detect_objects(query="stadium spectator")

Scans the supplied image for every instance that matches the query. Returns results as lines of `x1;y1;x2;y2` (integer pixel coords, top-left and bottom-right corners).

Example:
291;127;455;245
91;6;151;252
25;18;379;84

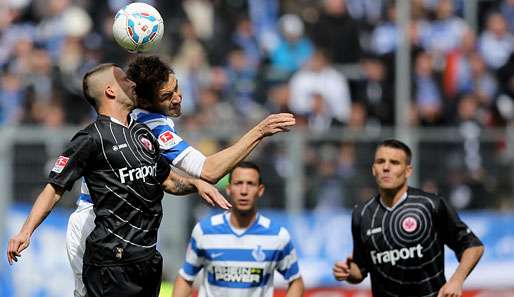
412;51;445;126
310;0;361;64
269;14;314;76
355;54;395;126
172;21;211;115
418;0;468;55
172;161;304;297
479;12;514;70
332;139;484;297
289;49;352;124
370;3;399;55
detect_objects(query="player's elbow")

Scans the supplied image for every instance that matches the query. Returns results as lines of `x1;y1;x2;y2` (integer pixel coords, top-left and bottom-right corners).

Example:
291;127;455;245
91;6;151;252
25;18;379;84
200;164;221;184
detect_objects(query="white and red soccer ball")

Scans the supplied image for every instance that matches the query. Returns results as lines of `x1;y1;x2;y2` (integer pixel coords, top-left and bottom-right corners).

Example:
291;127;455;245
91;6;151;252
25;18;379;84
112;2;164;52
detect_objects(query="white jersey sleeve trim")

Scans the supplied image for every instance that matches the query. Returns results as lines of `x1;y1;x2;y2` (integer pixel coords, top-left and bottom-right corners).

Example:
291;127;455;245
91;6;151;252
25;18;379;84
173;147;206;178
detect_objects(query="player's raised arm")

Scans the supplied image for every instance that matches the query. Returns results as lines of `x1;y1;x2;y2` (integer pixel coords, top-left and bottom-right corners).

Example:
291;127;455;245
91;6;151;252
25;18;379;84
7;183;64;264
200;113;296;183
161;169;231;210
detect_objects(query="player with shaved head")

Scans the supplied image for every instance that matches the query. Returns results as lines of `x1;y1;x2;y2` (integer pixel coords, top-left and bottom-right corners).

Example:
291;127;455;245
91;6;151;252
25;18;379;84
7;63;230;297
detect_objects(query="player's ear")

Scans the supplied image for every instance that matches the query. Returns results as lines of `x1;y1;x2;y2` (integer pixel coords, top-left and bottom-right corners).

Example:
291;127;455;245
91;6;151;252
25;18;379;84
105;85;116;99
257;184;265;198
371;163;377;177
406;164;413;178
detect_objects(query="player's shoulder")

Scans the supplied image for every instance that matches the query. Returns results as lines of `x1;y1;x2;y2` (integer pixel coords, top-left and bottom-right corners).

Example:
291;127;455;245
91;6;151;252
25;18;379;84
71;122;97;143
407;187;444;208
251;214;290;239
131;108;175;129
197;212;231;235
352;194;379;217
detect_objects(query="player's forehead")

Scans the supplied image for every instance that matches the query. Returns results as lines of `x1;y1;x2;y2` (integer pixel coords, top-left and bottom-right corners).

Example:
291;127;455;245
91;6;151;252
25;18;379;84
159;73;178;94
374;146;408;162
112;66;127;81
230;167;260;183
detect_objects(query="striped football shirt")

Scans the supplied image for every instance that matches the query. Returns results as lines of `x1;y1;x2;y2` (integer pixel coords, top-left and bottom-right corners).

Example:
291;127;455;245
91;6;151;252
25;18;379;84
180;212;301;297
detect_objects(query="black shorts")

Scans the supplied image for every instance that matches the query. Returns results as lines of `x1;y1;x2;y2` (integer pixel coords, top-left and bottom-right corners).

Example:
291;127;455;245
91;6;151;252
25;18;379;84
83;252;163;297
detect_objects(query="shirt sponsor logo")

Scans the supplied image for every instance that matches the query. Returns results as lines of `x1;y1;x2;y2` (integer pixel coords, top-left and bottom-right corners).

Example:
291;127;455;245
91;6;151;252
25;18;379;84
52;156;69;173
402;216;418;233
118;164;157;183
370;244;423;266
212;265;264;284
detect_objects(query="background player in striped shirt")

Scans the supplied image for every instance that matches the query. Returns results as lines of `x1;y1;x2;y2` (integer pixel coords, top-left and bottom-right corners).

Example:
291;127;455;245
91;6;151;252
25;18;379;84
173;161;304;297
66;56;296;297
332;139;484;297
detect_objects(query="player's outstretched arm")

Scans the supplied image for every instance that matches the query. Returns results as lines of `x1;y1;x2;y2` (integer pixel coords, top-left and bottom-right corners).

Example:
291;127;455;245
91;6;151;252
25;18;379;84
162;170;231;210
7;183;64;265
200;113;296;183
285;277;304;297
437;245;484;297
333;256;365;284
172;275;194;297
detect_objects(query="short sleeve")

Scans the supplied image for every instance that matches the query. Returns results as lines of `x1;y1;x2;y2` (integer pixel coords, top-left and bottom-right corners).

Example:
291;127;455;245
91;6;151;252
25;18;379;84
48;131;97;191
437;197;483;260
276;228;301;282
351;207;369;277
179;224;205;281
155;155;171;184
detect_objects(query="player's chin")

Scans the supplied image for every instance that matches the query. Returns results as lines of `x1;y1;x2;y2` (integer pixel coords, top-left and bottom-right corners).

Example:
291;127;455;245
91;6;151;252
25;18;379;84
169;108;181;117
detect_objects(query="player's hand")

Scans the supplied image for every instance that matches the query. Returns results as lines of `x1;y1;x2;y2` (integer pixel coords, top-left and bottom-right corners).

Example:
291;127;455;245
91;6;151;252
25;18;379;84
7;232;31;265
195;179;232;210
257;113;296;137
437;278;463;297
332;256;353;281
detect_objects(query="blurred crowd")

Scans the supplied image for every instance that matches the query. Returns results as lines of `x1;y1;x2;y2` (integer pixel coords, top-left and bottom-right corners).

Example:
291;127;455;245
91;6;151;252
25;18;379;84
2;0;514;211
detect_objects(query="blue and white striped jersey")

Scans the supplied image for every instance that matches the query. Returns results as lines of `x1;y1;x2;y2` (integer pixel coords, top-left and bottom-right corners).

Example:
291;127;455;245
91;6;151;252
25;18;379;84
179;212;301;297
77;109;206;204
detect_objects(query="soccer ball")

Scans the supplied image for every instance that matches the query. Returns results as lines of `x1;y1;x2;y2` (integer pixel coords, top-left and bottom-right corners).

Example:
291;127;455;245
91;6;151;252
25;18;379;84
112;2;164;53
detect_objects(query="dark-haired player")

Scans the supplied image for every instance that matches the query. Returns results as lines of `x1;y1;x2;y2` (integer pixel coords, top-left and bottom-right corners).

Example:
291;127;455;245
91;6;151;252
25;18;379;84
65;56;296;296
173;161;304;297
333;139;484;297
7;64;230;297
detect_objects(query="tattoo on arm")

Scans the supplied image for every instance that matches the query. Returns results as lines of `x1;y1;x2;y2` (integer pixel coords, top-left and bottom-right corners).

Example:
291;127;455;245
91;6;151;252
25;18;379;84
167;169;196;195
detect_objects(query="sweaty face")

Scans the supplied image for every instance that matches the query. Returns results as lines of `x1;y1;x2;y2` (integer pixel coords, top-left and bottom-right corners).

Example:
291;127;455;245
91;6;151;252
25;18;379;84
227;168;264;214
112;67;137;108
155;74;182;117
372;146;412;191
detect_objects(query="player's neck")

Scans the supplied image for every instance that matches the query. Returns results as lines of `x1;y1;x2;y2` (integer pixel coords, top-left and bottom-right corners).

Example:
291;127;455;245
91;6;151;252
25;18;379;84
379;185;408;208
98;103;131;127
230;210;257;229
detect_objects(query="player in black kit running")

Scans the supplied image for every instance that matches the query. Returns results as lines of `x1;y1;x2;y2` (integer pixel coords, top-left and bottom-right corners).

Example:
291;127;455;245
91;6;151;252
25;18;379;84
333;139;484;297
7;64;230;297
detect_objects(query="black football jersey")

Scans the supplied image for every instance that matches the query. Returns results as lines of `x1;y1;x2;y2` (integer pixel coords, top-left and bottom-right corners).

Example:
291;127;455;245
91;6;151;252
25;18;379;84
352;187;483;297
49;115;171;265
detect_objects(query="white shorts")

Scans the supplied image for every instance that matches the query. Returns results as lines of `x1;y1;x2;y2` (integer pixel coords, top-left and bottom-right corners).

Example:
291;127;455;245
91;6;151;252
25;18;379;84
66;200;95;297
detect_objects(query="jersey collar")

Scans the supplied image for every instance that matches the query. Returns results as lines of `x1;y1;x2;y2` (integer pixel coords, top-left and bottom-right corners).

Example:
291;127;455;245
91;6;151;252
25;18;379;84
379;191;408;211
224;212;261;238
97;114;133;127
